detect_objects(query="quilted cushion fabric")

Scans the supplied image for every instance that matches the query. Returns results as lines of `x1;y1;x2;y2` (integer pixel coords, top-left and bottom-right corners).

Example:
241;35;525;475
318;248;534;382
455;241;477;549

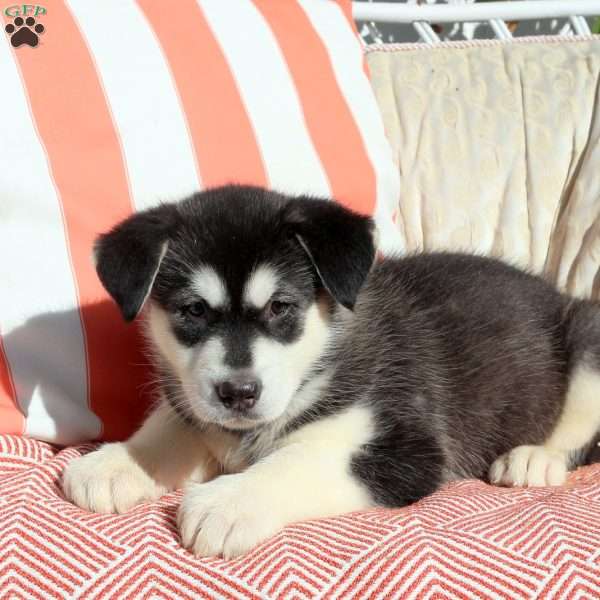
366;36;600;300
1;435;600;599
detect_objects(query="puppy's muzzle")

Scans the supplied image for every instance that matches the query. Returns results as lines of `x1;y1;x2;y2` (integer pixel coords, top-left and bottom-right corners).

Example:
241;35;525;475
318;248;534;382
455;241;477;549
216;377;262;412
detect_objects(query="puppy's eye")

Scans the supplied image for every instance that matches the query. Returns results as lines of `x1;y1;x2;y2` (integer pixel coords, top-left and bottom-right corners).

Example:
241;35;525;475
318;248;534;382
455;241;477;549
267;300;291;319
183;301;207;318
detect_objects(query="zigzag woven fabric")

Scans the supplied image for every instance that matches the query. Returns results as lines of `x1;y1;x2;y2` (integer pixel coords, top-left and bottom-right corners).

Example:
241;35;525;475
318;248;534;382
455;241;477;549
1;435;599;599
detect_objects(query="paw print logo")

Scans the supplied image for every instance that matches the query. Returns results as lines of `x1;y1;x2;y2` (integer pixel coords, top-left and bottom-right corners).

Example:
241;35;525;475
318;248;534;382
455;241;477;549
5;16;45;48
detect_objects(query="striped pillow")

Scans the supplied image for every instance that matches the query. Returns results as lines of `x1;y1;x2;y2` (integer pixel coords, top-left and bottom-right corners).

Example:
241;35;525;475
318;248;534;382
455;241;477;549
0;0;401;444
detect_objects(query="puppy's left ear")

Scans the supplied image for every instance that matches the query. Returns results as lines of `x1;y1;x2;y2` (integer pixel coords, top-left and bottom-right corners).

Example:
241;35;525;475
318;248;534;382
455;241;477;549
284;198;376;310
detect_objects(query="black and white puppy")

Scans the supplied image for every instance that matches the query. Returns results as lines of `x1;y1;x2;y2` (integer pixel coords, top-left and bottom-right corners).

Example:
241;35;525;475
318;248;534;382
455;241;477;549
63;185;600;558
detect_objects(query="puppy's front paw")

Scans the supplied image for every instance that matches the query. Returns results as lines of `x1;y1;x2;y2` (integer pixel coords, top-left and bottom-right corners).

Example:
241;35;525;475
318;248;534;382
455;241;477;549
178;474;281;559
62;443;166;513
489;445;567;487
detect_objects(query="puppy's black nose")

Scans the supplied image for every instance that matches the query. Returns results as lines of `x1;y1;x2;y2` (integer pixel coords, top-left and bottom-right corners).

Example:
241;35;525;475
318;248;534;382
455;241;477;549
216;379;261;411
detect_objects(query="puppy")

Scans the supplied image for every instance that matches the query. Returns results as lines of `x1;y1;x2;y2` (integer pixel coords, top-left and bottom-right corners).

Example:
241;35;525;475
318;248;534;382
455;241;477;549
63;185;600;559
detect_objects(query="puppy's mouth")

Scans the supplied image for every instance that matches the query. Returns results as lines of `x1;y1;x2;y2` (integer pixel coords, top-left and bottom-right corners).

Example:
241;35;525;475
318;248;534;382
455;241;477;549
167;393;266;431
192;393;269;431
219;414;266;431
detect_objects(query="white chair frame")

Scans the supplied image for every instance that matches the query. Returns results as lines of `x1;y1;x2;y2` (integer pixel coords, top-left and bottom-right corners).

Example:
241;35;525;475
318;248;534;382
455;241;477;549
352;1;600;43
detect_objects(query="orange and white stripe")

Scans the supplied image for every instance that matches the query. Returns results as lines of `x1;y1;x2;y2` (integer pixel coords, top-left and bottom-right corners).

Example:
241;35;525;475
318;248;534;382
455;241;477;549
67;0;202;208
0;20;94;441
0;0;400;444
299;0;402;253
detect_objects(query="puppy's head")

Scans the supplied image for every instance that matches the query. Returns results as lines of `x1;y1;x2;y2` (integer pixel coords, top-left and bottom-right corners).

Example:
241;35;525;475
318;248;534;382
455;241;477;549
95;186;375;430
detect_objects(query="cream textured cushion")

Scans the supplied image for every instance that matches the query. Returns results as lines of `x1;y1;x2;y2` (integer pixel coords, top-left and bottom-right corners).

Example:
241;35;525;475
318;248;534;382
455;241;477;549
367;37;600;299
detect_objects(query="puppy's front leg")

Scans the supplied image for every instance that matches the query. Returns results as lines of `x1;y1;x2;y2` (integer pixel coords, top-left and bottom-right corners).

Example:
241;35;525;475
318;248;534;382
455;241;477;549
178;407;375;558
63;401;219;513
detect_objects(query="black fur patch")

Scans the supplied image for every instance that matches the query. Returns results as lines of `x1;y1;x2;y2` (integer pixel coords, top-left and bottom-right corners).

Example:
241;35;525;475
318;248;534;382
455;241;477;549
283;198;375;309
284;253;600;507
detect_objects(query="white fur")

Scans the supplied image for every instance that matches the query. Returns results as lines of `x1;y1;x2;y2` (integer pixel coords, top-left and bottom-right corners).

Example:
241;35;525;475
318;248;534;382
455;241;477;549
198;425;244;473
147;304;236;425
489;445;567;487
62;402;217;513
545;364;600;452
250;300;332;423
147;303;190;380
490;364;600;487
243;264;277;309
178;406;375;558
192;266;228;308
221;369;335;472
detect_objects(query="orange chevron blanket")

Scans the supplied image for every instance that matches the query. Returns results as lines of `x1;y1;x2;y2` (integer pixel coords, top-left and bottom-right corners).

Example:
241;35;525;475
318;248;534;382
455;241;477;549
1;435;599;599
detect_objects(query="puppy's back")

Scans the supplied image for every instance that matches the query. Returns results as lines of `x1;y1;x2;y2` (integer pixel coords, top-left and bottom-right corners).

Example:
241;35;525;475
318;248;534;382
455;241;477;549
358;253;573;478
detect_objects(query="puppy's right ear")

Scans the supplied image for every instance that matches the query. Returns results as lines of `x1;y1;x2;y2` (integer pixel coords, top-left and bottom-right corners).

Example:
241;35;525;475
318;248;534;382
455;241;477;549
94;205;177;322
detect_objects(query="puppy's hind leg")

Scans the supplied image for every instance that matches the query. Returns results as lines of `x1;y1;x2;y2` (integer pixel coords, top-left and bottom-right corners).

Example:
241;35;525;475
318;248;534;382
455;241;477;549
491;304;600;487
490;363;600;487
